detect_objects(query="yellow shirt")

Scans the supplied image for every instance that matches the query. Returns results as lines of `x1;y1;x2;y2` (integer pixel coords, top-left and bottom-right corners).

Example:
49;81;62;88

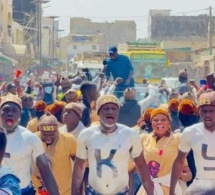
27;118;39;133
33;131;77;195
138;132;187;195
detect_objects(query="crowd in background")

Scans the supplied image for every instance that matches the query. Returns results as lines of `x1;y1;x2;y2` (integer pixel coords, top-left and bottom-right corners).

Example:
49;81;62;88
0;46;214;195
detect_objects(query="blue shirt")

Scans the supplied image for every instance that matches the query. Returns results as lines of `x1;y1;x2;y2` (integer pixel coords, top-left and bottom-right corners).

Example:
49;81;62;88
106;54;134;87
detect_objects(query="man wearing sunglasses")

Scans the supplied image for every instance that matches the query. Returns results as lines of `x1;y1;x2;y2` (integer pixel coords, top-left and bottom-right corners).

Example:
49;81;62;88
104;46;135;98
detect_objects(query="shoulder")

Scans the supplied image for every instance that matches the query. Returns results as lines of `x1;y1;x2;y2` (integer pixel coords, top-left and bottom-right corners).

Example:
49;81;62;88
182;123;203;135
140;132;152;142
18;126;42;144
117;124;139;136
59;131;76;141
119;54;128;59
78;125;100;137
171;132;182;144
28;118;38;124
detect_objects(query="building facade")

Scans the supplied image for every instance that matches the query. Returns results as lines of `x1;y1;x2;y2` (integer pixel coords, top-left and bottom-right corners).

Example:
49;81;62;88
70;18;136;51
148;9;215;40
68;34;100;54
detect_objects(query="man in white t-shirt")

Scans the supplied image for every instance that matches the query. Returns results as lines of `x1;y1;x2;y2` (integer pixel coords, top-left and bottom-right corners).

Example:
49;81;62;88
0;95;59;195
170;90;215;195
72;94;153;195
59;102;85;139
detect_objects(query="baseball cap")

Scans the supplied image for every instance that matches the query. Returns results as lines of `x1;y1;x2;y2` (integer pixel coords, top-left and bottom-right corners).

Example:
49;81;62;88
108;46;117;54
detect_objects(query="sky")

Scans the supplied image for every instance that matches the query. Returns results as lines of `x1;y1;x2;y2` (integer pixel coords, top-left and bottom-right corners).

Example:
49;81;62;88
43;0;215;38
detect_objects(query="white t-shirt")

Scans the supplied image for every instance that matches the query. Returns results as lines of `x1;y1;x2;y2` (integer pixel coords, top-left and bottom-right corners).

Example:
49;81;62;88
2;126;44;189
76;123;142;194
179;122;215;179
59;121;86;139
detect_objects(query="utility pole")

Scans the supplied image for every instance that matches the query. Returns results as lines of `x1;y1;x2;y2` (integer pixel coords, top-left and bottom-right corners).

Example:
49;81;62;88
208;6;213;55
32;0;50;66
46;16;59;65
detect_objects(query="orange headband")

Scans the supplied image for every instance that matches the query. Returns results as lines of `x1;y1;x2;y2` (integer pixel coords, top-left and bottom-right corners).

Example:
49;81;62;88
150;108;170;121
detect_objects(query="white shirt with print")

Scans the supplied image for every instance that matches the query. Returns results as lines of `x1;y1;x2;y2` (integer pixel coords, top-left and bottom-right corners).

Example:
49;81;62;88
179;122;215;179
2;126;44;189
76;124;142;194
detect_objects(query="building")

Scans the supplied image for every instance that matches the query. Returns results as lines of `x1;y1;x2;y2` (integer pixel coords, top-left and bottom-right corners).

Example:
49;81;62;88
148;10;171;38
0;0;17;81
12;0;38;58
70;18;136;51
148;9;215;40
67;34;103;60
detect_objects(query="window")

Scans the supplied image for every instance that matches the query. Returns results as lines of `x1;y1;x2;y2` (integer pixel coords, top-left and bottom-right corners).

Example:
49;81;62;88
73;45;77;50
92;45;97;50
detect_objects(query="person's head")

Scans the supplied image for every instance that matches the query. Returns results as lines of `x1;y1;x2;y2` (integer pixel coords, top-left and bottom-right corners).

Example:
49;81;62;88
43;82;54;95
137;108;154;131
65;89;79;103
38;112;59;145
198;90;215;131
103;59;107;66
96;94;120;132
168;90;180;101
148;160;160;178
178;69;188;83
0;129;7;164
108;46;118;60
168;98;180;112
63;102;83;128
82;68;92;81
6;83;17;95
80;81;98;102
185;179;215;195
178;99;199;127
20;93;34;108
150;108;171;137
60;77;72;93
123;88;136;101
0;95;22;133
34;100;47;119
180;92;196;102
45;101;66;124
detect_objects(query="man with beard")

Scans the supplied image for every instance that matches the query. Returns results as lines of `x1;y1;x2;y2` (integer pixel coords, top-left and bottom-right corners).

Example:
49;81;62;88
33;112;77;195
72;94;153;195
170;90;215;195
0;95;59;195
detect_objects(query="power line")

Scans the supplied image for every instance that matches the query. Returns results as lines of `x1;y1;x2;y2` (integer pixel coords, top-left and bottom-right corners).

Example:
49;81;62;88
45;7;213;19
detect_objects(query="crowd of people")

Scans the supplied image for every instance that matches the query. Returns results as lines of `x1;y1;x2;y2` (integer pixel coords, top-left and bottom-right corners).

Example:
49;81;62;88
0;46;214;195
